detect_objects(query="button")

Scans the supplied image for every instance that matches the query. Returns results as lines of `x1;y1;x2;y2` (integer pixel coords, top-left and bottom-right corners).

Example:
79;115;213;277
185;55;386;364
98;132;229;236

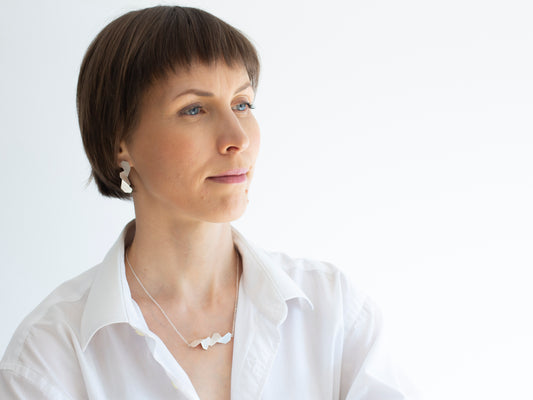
135;329;145;336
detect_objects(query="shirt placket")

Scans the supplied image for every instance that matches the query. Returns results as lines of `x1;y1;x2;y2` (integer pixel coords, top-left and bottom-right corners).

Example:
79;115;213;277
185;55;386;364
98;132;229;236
231;297;285;399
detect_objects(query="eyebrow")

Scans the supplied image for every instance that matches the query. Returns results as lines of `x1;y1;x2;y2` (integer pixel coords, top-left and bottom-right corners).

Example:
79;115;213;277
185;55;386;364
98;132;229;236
171;82;253;101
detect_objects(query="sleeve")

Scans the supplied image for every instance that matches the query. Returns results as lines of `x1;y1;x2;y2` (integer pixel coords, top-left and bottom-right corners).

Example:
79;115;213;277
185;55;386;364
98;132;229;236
339;277;420;400
0;364;73;400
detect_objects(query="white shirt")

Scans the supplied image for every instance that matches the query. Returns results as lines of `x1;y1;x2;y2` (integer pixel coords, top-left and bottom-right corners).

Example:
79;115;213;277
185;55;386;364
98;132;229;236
1;223;413;399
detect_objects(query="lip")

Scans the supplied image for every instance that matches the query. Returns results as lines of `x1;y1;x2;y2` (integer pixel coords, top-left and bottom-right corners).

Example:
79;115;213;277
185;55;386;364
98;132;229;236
207;168;249;184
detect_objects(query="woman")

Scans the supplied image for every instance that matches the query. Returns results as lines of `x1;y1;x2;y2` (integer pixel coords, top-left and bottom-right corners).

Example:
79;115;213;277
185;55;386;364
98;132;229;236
0;6;411;399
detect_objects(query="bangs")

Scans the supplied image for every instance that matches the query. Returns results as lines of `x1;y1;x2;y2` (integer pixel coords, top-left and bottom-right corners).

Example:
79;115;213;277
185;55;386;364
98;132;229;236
122;7;259;91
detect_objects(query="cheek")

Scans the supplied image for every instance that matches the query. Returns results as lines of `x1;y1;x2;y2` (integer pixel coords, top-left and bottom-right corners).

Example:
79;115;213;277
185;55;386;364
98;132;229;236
147;132;199;167
131;136;189;187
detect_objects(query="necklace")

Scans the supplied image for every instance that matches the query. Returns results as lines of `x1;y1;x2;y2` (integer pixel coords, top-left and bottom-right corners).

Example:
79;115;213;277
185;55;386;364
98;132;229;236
126;251;240;350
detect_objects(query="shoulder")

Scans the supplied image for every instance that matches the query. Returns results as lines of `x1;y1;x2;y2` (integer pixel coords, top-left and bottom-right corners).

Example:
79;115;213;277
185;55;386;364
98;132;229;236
255;246;376;326
234;228;379;331
1;265;99;375
1;225;132;398
261;249;346;288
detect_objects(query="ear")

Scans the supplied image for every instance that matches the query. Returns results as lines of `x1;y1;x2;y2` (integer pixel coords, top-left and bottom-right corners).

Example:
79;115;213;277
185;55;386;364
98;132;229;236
117;139;134;168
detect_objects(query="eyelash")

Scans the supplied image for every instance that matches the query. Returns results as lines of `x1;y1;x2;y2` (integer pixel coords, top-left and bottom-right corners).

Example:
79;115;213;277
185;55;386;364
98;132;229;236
233;102;255;112
179;102;255;116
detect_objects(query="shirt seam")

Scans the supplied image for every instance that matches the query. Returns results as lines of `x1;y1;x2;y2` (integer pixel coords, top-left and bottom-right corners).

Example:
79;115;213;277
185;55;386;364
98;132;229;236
0;362;75;400
346;295;373;335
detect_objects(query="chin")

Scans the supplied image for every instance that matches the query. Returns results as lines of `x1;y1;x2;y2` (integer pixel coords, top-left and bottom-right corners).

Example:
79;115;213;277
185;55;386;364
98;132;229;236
204;197;249;223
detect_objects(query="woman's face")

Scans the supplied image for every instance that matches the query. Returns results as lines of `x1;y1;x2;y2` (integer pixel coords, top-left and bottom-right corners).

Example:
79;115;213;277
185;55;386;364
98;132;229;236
119;62;260;224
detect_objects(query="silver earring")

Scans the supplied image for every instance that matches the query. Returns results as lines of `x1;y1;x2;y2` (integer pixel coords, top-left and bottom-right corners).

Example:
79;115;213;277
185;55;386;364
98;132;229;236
119;161;133;193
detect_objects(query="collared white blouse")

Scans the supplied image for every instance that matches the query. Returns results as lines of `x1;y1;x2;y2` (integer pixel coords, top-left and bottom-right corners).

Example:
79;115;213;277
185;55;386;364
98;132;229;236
1;223;412;399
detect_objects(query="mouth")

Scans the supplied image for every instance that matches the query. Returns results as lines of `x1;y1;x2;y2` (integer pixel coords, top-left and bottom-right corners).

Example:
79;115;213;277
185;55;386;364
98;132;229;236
207;168;249;184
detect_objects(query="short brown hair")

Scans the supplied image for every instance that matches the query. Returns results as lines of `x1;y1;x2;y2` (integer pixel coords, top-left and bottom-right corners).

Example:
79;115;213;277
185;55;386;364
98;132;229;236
77;6;260;198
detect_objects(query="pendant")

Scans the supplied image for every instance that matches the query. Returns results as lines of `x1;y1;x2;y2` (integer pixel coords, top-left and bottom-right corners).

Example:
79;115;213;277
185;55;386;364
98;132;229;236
189;332;232;350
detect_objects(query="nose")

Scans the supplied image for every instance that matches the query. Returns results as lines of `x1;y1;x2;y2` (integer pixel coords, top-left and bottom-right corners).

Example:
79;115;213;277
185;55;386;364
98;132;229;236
216;111;250;154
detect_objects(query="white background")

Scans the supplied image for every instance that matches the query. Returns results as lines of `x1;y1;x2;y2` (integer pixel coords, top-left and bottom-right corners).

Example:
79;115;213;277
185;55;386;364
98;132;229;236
1;1;532;398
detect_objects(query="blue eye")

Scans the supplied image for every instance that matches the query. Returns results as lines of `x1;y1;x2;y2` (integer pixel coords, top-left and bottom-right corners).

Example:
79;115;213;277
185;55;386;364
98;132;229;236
233;102;254;112
183;106;201;116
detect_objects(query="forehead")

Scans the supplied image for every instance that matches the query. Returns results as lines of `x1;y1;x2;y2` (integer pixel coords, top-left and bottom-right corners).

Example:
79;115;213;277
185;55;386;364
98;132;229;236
147;62;252;102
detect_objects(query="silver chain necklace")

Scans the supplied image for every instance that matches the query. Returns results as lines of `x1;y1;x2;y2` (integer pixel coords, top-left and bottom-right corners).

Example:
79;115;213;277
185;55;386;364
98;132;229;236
126;251;240;350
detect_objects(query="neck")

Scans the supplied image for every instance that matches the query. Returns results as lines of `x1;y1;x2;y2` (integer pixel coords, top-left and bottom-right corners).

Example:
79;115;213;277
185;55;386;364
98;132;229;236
125;215;238;305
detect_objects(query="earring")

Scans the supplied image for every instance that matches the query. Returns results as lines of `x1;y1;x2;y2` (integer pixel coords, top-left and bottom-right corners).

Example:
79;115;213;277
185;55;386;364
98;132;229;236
119;161;133;194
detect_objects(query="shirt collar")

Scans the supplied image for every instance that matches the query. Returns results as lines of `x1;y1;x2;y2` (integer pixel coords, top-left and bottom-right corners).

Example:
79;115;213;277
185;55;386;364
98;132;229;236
80;220;140;350
232;228;314;325
80;221;313;350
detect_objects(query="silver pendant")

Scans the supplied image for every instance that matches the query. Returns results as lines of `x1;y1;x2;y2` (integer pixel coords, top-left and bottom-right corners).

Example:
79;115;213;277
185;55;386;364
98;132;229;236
189;332;232;350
